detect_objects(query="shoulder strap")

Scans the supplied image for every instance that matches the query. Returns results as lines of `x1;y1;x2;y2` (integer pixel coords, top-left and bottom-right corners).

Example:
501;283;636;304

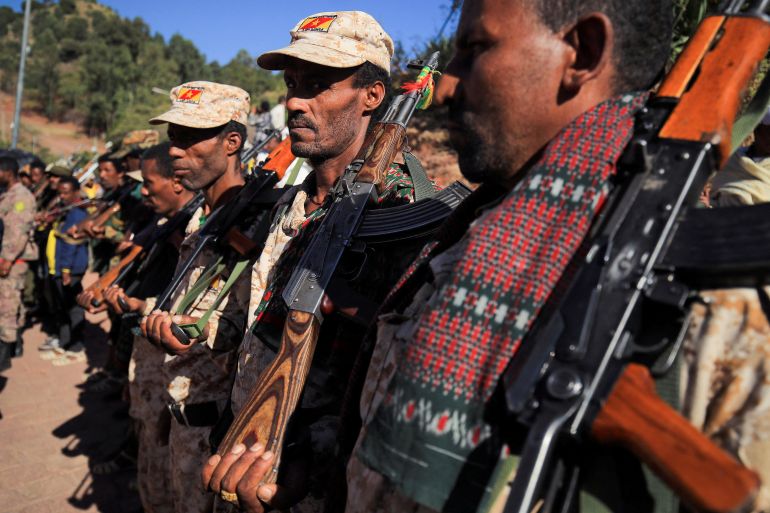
403;151;436;201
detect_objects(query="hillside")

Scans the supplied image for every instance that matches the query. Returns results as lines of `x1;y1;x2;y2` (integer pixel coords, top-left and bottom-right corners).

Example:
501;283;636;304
0;90;105;159
0;0;464;182
0;0;282;147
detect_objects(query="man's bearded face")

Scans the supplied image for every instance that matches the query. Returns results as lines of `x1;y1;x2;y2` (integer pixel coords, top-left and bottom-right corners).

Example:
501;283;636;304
440;0;567;186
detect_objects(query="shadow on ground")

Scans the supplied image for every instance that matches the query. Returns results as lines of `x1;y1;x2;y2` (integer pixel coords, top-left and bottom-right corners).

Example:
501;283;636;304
51;318;142;513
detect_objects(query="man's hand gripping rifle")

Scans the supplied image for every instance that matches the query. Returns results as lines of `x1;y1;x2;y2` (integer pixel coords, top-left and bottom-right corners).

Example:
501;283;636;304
85;194;205;309
502;3;770;513
150;137;296;344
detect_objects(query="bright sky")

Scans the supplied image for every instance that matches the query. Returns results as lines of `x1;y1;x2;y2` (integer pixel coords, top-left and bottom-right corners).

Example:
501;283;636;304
0;1;459;64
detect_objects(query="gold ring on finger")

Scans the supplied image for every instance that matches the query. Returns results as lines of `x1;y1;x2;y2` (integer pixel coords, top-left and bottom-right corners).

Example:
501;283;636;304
220;490;239;504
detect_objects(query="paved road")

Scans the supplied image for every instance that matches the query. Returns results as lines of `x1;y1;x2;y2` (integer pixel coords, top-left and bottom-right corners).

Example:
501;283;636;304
0;296;141;513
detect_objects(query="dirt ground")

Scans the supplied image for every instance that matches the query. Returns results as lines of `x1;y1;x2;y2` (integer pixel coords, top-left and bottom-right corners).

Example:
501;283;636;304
0;274;140;513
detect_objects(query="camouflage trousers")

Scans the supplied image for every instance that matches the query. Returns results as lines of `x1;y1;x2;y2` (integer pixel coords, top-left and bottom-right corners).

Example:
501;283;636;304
680;287;770;512
0;262;28;343
168;420;232;513
129;336;173;513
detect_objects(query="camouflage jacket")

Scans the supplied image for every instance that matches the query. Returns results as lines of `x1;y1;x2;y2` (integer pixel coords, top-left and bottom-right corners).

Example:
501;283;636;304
0;182;37;262
144;206;251;406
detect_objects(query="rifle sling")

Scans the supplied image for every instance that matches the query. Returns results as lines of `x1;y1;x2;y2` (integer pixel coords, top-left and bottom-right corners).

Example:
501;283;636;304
403;151;436;202
732;71;770;152
173;257;251;339
659;203;770;287
284;158;307;186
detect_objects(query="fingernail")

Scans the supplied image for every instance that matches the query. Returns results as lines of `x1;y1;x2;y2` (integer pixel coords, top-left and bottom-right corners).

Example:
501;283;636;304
172;315;182;323
249;443;264;453
261;450;274;461
207;454;220;465
258;485;275;501
231;444;246;455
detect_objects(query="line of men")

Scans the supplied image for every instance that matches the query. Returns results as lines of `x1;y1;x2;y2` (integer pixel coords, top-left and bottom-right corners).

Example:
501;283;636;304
3;2;770;513
0;128;162;370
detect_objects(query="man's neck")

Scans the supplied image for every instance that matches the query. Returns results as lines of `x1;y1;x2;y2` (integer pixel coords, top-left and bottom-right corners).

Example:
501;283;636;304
309;122;370;203
203;164;244;210
169;193;196;217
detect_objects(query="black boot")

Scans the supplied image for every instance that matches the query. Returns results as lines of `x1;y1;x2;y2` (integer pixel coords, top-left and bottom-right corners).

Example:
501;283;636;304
13;334;23;358
0;342;12;372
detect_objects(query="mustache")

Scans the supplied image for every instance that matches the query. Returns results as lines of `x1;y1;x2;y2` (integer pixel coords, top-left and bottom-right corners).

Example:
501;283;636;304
287;113;318;131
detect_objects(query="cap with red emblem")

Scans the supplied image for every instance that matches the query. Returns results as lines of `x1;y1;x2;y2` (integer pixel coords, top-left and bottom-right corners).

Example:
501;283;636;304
257;11;393;75
149;81;250;129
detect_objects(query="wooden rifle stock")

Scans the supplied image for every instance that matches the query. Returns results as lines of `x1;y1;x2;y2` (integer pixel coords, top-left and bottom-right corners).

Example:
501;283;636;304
73;202;120;238
260;137;295;178
217;310;320;482
593;364;759;513
86;244;143;306
356;123;407;192
658;16;770;166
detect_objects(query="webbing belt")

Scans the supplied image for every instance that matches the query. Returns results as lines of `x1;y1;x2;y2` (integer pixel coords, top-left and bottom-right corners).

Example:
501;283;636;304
173;256;250;339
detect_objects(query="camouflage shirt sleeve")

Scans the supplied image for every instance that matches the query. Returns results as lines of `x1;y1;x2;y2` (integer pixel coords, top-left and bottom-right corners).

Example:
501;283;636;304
0;184;36;262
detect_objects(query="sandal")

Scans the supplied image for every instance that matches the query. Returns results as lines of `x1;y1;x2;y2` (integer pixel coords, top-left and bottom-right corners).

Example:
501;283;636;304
40;347;66;360
51;350;87;366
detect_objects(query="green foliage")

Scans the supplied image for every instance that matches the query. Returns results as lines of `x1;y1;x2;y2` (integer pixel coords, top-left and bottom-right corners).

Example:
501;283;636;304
0;0;288;141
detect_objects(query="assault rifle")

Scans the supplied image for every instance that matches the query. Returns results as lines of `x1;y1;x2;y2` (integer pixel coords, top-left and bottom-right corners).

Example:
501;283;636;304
70;180;135;238
501;3;770;512
153;137;296;342
36;198;101;227
216;52;471;485
87;194;204;307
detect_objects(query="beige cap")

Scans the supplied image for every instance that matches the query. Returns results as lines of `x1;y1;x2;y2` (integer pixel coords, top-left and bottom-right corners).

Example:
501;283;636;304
149;81;250;129
126;170;143;183
112;130;160;159
46;164;73;177
258;11;393;74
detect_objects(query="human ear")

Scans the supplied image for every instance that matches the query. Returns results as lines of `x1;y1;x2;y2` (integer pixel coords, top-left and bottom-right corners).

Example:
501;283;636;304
561;13;613;92
363;81;386;113
223;131;243;156
171;177;185;194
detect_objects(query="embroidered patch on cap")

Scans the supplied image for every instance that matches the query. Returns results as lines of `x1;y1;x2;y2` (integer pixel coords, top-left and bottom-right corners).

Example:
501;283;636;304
14;201;25;213
298;15;337;32
176;86;204;104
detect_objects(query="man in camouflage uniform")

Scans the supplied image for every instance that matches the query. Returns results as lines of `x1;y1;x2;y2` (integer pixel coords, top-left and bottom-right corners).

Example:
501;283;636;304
0;156;37;371
140;81;253;513
679;115;770;511
200;12;427;513
99;142;196;513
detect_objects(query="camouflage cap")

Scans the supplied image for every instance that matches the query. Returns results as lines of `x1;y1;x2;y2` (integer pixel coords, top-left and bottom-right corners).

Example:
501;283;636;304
46;164;73;177
111;129;160;159
258;11;393;75
149;81;250;129
126;170;143;183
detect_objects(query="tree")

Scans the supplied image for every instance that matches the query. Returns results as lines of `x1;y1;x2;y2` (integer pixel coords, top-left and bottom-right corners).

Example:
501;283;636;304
167;34;207;83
